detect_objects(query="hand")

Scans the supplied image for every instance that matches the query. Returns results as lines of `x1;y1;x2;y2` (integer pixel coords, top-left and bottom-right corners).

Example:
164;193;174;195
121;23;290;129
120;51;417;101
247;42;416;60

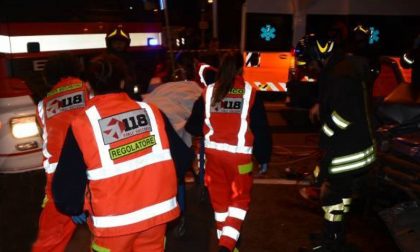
258;163;268;175
309;103;320;123
71;212;87;224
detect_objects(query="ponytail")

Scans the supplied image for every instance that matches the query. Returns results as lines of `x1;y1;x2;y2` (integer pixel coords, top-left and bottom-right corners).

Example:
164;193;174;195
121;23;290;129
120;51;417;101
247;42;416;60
212;51;244;106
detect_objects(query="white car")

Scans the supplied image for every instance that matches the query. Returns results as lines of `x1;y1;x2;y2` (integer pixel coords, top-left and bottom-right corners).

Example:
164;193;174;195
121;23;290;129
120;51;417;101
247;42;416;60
0;79;42;173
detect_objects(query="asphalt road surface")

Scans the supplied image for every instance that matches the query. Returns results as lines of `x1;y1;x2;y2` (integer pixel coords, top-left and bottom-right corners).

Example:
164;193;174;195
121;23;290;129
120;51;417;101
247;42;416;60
0;105;401;252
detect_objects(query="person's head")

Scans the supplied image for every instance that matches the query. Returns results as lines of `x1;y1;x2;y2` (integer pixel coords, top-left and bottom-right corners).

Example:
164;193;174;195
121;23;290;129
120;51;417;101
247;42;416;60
212;51;243;105
325;21;349;50
85;54;129;95
106;27;131;53
347;25;371;56
43;53;82;88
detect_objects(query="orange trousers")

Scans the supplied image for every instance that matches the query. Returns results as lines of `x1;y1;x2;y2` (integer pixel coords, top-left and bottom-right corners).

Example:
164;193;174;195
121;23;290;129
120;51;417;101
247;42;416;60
205;149;253;251
91;223;167;252
32;197;77;252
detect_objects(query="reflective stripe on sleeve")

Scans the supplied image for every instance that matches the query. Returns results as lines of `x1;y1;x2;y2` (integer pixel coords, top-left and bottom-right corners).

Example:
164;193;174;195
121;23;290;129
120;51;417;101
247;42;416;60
322;124;334;137
91;197;177;228
331;111;350;129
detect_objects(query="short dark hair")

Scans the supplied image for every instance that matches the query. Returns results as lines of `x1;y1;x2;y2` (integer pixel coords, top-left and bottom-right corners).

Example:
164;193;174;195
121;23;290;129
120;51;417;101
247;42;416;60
85;54;129;95
43;53;81;88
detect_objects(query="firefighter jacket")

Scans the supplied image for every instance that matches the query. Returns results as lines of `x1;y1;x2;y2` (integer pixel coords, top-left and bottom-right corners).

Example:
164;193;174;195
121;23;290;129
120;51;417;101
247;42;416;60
36;77;90;199
318;53;376;177
52;93;185;237
195;62;217;88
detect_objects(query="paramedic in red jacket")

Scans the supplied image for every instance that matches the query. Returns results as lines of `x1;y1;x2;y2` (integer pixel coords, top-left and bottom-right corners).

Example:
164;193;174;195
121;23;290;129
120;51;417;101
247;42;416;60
32;53;91;252
186;51;272;252
52;54;193;252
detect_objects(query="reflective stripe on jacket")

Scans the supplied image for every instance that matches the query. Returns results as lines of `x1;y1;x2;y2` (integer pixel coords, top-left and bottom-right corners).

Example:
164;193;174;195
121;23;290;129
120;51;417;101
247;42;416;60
196;63;217;88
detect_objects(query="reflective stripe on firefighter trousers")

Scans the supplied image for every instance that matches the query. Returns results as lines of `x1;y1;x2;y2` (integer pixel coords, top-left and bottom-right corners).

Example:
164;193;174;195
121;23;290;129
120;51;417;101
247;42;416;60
330;146;375;174
323;203;344;222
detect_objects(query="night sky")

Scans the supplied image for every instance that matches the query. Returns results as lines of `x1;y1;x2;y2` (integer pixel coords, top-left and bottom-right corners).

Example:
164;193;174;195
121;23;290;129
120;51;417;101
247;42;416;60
166;0;244;47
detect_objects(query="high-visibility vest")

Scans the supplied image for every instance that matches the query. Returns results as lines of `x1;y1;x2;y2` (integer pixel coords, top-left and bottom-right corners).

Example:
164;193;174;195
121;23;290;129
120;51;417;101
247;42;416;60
203;76;256;155
36;77;90;199
71;92;179;237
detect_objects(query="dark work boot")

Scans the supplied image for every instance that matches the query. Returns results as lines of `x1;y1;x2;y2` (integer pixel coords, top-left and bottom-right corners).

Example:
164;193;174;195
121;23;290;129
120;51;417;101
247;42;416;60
301;220;345;252
299;236;344;252
218;246;231;252
173;215;186;238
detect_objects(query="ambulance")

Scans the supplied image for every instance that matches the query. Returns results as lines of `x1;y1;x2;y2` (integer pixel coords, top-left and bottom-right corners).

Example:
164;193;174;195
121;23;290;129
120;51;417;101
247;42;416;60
0;0;163;173
241;0;419;93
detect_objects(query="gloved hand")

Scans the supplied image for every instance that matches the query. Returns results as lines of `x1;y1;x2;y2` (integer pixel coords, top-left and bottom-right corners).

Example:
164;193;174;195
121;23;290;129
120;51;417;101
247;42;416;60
258;163;268;175
71;212;87;224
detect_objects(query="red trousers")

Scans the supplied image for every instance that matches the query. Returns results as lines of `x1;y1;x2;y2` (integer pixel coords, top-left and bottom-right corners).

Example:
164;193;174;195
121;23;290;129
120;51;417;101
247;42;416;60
32;197;77;252
91;223;167;252
205;149;253;251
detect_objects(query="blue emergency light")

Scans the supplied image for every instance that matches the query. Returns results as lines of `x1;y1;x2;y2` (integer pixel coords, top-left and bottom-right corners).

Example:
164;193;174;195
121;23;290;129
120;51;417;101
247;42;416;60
147;38;159;46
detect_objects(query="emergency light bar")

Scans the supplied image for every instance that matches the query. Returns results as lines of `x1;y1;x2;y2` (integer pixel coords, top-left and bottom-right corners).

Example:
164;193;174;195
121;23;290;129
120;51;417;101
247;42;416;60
0;32;162;54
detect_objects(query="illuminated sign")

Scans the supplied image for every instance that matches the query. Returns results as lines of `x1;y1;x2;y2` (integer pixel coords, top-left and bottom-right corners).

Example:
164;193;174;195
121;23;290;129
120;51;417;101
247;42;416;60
369;27;380;45
260;24;276;42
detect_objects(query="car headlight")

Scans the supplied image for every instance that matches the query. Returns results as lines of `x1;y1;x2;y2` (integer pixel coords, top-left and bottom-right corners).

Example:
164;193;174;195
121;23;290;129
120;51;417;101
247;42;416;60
10;116;40;139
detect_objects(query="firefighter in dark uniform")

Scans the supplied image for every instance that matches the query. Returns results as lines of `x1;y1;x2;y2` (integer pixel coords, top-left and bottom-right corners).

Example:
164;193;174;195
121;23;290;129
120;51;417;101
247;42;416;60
300;29;377;252
105;26;144;98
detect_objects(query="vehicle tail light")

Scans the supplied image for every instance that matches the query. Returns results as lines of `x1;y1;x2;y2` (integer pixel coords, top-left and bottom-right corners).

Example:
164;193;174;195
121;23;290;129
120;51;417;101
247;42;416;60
10;116;40;139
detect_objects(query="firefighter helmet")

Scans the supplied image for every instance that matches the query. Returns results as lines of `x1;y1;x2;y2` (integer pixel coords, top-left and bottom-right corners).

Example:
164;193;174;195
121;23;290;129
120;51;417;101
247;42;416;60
348;24;373;56
351;25;371;46
295;33;335;67
105;27;131;49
